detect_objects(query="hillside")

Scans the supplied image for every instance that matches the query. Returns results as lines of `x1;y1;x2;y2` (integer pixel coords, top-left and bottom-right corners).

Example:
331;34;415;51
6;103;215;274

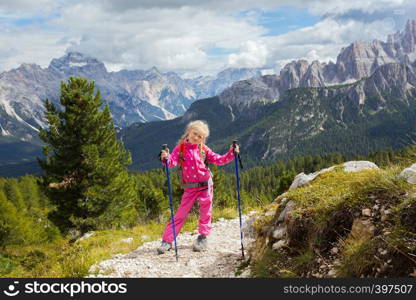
245;161;416;277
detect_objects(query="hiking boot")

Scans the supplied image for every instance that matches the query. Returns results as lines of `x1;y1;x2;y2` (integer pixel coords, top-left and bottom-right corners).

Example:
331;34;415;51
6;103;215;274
193;235;208;252
157;241;172;254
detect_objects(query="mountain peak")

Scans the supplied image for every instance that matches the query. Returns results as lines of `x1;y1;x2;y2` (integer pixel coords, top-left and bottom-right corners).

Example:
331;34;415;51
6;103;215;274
147;66;161;74
17;63;42;71
48;51;107;73
216;67;262;81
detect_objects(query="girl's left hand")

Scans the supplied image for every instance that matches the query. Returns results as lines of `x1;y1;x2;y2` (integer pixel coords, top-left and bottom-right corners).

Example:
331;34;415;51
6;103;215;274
230;144;239;154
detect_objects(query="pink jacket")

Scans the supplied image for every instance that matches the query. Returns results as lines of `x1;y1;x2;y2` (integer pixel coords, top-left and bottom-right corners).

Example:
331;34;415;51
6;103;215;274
165;140;235;185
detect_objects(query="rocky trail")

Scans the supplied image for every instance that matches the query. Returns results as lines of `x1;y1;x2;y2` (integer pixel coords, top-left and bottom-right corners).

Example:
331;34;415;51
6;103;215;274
88;217;253;278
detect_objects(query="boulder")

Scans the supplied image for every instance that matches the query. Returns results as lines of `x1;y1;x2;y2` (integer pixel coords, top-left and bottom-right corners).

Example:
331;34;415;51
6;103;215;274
277;200;297;223
289;167;335;190
242;216;257;239
343;161;379;172
399;163;416;184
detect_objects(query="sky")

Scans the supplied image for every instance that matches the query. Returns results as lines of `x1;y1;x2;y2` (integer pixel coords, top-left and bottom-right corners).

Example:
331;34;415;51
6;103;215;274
0;0;415;78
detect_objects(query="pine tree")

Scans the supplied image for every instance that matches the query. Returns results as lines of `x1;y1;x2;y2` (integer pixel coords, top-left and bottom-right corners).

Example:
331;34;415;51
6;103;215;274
38;77;139;234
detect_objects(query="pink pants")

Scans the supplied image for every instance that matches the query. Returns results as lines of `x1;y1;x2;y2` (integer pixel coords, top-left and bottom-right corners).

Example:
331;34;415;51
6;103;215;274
162;183;213;243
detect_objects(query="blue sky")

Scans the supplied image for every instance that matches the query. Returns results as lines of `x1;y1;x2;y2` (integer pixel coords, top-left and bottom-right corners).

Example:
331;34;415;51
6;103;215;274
256;6;321;36
0;0;415;77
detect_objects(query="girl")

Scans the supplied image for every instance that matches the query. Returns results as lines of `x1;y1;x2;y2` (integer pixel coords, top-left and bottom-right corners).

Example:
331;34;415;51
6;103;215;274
157;120;239;254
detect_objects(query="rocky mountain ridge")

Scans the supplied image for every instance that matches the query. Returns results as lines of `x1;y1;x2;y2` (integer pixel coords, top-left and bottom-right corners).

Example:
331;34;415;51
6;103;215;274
122;59;416;171
0;51;261;143
219;19;416;107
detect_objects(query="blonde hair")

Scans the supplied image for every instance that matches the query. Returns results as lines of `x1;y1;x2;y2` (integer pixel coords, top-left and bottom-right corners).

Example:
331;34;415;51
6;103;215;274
178;120;210;155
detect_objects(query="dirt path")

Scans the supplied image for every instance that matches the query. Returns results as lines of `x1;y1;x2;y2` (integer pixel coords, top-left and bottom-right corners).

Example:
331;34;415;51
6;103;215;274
88;217;253;278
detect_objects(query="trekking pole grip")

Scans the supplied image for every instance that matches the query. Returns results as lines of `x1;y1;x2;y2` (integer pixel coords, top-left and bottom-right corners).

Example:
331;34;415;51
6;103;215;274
161;144;168;160
232;140;243;169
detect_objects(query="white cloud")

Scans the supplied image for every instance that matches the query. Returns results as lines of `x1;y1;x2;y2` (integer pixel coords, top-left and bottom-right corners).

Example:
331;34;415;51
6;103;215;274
51;4;266;74
227;16;410;74
0;0;60;22
228;40;268;68
306;0;411;16
0;0;415;76
0;26;69;71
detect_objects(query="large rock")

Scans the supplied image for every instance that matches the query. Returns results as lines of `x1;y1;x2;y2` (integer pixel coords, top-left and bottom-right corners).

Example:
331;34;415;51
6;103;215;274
242;215;258;239
289;167;335;190
343;161;379;172
277;200;297;223
399;163;416;184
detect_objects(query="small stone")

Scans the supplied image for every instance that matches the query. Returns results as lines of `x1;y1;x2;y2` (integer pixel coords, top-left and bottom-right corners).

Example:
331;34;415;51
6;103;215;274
351;218;375;240
272;226;287;240
121;237;133;243
333;259;341;266
327;269;337;277
272;240;287;250
330;247;339;255
264;210;275;217
240;269;251;277
362;208;372;217
373;205;379;210
79;231;95;241
379;249;388;256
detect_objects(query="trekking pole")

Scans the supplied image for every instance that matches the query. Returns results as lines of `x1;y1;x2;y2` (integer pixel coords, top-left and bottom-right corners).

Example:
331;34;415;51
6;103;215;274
233;140;245;259
162;144;179;262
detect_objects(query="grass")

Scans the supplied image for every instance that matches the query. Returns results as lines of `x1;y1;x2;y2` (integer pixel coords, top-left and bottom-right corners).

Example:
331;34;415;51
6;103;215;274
337;237;378;277
0;205;252;278
275;166;411;222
